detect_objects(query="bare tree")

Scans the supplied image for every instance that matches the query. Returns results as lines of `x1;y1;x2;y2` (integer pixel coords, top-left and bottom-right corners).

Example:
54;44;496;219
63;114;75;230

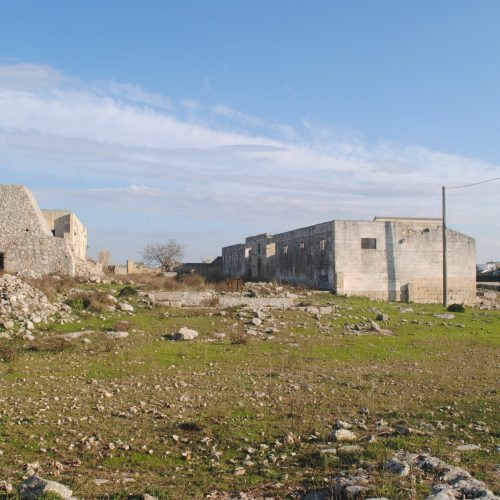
200;255;214;264
97;249;111;268
142;240;185;272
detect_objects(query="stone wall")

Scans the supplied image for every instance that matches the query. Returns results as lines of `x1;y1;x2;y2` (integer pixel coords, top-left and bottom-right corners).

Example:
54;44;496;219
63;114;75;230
42;210;87;260
273;221;335;289
222;243;249;278
0;185;75;275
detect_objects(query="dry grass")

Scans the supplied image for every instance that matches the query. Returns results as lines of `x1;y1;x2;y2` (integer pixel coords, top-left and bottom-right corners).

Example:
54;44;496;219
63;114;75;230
26;274;81;300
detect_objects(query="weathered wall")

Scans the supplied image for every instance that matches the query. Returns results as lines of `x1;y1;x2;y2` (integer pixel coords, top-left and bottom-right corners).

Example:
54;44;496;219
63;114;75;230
42;210;88;260
245;234;275;281
273;221;335;289
222;243;249;278
0;185;75;275
334;219;476;303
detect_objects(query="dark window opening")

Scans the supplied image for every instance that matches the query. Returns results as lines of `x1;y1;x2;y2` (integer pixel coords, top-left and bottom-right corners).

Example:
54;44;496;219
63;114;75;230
0;253;4;272
257;243;261;254
361;238;377;249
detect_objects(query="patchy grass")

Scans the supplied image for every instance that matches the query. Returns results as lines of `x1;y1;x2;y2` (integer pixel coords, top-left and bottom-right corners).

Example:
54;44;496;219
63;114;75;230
0;290;498;498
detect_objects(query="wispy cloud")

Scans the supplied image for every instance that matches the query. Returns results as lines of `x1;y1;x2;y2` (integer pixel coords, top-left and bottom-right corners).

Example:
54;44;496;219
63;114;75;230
0;61;498;261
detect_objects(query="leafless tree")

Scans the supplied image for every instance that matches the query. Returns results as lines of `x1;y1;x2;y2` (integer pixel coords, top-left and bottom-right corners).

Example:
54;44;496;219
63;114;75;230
142;240;185;272
97;249;111;268
200;255;214;264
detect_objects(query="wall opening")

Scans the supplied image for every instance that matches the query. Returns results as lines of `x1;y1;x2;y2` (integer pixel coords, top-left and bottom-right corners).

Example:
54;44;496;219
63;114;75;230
361;238;377;249
0;253;4;272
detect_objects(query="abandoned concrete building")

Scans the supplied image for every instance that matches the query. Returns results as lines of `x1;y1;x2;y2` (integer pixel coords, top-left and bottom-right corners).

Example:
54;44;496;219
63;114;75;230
222;217;477;304
0;184;89;276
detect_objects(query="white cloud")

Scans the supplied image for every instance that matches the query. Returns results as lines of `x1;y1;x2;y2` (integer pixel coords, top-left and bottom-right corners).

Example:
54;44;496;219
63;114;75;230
0;61;499;262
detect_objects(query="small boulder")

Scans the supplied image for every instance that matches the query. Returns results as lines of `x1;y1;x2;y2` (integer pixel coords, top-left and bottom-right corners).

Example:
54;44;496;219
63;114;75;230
172;327;199;341
19;475;75;500
118;302;134;312
332;429;357;442
106;331;129;339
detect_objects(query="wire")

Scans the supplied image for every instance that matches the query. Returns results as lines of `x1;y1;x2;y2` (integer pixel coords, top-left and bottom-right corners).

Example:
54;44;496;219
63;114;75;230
445;175;500;190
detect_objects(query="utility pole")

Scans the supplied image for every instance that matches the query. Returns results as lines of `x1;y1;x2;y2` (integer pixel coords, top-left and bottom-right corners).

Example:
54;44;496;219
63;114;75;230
441;174;499;309
442;186;448;308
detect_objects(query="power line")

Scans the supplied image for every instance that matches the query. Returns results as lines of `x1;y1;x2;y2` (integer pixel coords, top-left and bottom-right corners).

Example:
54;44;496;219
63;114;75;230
446;174;500;190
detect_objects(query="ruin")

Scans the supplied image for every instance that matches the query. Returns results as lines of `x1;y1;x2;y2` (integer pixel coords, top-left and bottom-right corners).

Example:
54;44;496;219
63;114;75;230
222;217;477;304
0;184;92;276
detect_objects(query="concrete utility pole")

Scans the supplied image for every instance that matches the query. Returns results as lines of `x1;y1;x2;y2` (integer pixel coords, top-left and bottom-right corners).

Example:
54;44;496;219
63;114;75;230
441;174;499;309
442;186;448;308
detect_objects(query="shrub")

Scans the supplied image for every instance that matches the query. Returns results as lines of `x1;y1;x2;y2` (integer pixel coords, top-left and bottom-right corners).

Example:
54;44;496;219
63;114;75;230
0;341;20;363
229;331;248;345
199;295;220;307
65;297;90;312
118;285;137;297
447;303;465;313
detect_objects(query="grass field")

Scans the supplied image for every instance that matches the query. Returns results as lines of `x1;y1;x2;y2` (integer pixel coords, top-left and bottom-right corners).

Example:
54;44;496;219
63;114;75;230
0;283;499;499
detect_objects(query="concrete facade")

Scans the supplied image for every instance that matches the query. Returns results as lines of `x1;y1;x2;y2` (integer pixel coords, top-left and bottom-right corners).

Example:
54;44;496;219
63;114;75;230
0;185;89;276
222;217;476;304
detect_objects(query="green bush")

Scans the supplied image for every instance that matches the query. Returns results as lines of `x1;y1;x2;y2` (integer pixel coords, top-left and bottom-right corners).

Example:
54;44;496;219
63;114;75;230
118;285;138;297
447;303;465;313
65;297;90;312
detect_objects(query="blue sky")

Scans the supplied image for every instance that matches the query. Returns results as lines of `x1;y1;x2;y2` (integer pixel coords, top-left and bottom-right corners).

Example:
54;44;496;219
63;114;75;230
0;1;499;262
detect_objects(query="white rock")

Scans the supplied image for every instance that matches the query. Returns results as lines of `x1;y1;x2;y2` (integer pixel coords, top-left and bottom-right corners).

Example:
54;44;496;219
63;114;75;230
172;327;199;341
106;331;129;339
19;475;75;499
332;429;357;442
118;302;134;312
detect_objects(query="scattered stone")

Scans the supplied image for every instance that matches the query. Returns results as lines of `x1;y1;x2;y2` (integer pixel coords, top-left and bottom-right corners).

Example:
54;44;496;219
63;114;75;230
376;313;389;321
433;313;455;320
332;429;357;442
0;274;73;333
106;331;129;339
19;475;75;500
171;327;199;341
456;444;482;451
383;457;410;476
61;330;94;340
213;332;226;339
118;302;134;312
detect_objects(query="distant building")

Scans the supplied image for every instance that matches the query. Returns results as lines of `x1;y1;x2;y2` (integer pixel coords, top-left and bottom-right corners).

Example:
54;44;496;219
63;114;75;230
222;217;476;304
0;184;89;276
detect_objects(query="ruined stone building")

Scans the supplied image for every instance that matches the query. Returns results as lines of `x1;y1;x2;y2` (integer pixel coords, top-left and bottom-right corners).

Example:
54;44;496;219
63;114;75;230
0;184;89;276
222;217;476;304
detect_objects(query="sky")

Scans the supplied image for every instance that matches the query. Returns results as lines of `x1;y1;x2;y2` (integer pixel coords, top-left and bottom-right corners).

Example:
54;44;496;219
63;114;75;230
0;0;499;263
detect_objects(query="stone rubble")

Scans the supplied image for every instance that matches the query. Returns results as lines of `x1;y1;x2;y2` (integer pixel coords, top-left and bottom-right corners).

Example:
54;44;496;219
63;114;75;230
0;274;73;335
19;475;76;499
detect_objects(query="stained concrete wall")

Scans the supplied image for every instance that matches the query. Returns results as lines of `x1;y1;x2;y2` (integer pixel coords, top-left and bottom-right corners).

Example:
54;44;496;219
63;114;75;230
273;221;335;289
0;185;75;275
222;243;249;278
245;234;275;281
221;216;476;304
334;219;476;303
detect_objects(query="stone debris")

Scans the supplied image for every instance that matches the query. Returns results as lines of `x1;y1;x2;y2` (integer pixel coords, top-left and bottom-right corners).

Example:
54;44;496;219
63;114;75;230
169;326;199;341
0;274;73;333
343;320;392;336
106;331;129;339
383;451;499;500
433;313;455;320
19;475;75;499
332;429;357;442
118;302;134;312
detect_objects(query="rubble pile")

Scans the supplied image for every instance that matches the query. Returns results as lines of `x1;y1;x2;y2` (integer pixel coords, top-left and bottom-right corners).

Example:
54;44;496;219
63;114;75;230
0;274;73;335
